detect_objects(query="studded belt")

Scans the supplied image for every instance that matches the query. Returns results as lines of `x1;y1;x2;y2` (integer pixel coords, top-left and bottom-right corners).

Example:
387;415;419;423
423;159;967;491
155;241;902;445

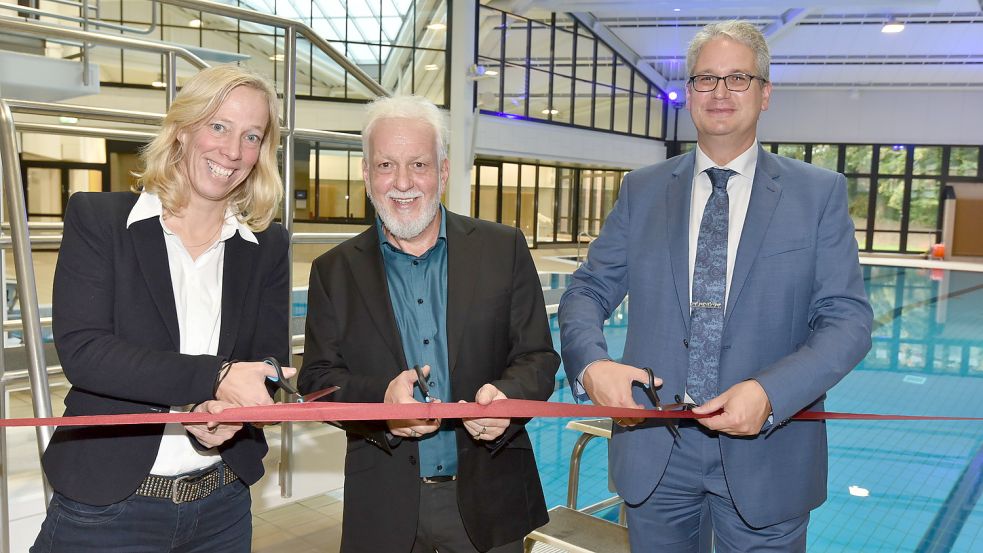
135;463;238;504
421;475;456;484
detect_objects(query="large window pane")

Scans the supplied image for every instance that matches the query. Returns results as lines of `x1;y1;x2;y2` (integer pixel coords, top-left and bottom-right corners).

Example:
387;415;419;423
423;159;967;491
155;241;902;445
502;163;519;227
631;91;648;136
613;90;630;133
595;43;614;86
317;150;349;219
553;26;576;77
879;145;908;175
529;68;551;121
551;74;573;124
649;97;664;139
538;166;556;242
574;35;594;82
778;144;806;161
503;63;527;116
478;165;500;222
949;147;979;177
573;79;593;127
845;145;872;174
875;177;904;234
556;168;575;242
913;146;942;176
594;85;613;131
349;152;366;219
909;178;941;232
811;144;839;170
519;164;537;239
847;177;870;241
476;58;502;111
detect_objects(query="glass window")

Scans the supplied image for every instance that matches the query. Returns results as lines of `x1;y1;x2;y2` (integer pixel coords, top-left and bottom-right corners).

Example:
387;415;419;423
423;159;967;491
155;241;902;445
556;168;575;242
575;35;594;82
879;145;908;175
845;146;872;174
529;68;551;121
552;25;576;78
949;147;979;177
594;85;613;131
503;15;529;67
810;144;839;170
317;150;350;219
847;177;870;248
573;79;594;127
874;177;904;242
649;96;664;139
551;74;573;124
631;91;648;136
613;90;630;133
537;166;556;242
502;163;519;227
349;152;366;219
416;3;446;50
778;144;806;161
503;63;527;116
595;43;614;87
477;165;500;222
913;146;942;176
519;164;537;239
908;178;941;232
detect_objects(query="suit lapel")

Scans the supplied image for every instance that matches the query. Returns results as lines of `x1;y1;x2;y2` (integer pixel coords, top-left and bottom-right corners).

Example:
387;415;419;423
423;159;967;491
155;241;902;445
129;218;180;349
350;227;407;369
725;147;783;328
445;212;478;375
667;153;696;334
217;233;256;359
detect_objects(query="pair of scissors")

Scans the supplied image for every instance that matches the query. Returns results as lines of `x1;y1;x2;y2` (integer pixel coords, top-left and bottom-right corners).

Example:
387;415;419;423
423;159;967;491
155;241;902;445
413;364;433;403
263;357;338;402
636;367;695;439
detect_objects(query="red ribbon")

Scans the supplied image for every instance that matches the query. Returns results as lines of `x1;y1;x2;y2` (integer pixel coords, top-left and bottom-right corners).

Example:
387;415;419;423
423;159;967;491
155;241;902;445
3;399;981;428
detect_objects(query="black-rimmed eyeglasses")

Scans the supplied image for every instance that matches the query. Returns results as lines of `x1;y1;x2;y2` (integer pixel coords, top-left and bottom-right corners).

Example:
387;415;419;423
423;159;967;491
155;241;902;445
688;73;767;92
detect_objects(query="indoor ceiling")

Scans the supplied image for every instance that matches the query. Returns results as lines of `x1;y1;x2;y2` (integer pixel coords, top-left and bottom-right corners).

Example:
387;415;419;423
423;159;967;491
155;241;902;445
488;0;983;92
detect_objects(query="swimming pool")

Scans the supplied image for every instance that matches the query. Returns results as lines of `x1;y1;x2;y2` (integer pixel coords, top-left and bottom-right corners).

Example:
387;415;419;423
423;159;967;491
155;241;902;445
532;265;982;552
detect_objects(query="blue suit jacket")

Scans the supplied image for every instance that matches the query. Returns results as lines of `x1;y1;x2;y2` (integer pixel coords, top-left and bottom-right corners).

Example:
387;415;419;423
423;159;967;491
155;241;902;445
558;147;873;527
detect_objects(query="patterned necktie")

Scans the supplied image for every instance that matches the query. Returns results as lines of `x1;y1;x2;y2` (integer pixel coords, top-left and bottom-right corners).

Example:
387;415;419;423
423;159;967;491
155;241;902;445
686;167;735;405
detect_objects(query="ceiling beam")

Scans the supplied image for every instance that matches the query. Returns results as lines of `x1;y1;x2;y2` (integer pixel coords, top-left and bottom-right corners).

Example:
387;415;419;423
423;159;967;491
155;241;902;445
569;11;669;91
761;7;814;43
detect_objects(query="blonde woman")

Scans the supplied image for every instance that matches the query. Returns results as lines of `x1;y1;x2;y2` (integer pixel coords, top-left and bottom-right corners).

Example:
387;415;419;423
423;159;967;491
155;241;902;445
32;65;294;553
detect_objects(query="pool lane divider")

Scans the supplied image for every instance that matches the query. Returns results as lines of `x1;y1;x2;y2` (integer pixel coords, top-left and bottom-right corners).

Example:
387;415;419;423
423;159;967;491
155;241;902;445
1;398;981;428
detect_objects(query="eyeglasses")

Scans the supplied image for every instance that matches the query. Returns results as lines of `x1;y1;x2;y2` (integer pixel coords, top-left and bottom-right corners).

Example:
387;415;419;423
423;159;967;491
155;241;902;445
688;73;767;92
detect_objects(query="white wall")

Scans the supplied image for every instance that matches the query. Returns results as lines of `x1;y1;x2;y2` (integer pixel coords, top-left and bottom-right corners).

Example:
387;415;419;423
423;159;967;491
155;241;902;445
671;88;983;146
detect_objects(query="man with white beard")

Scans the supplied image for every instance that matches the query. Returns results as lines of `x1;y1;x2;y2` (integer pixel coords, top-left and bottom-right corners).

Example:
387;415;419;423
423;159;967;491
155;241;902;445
299;95;559;553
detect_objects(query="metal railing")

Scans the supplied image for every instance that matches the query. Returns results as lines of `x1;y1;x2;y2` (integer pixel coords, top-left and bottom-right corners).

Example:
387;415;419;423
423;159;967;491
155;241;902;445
0;2;391;546
576;231;595;265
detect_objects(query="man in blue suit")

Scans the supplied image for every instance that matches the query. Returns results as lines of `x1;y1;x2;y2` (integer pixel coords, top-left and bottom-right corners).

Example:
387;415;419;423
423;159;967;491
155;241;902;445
558;21;873;552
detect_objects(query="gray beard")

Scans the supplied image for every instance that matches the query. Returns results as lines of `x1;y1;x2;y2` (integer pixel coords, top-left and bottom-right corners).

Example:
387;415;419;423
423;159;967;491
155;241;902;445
370;193;441;241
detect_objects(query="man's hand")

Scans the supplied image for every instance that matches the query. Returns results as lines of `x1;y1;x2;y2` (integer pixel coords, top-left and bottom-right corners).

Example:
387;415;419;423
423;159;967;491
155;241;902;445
462;384;508;441
384;365;441;438
216;361;297;407
691;380;772;436
184;400;243;448
583;361;654;427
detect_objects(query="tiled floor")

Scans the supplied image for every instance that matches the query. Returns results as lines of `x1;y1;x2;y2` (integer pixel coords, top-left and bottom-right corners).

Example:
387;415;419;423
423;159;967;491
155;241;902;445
251;490;344;553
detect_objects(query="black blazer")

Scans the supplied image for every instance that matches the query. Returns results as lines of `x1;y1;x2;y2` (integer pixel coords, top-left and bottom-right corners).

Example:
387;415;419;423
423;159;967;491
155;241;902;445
42;192;289;505
299;211;559;552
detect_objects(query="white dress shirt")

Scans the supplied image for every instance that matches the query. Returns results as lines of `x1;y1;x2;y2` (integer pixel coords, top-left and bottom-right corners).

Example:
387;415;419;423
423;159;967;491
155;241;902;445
689;142;758;309
125;192;258;476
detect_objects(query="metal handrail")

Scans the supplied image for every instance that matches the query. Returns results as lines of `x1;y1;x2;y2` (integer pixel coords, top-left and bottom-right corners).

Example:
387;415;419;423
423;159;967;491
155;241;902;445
0;100;55;507
0;16;208;106
0;0;158;35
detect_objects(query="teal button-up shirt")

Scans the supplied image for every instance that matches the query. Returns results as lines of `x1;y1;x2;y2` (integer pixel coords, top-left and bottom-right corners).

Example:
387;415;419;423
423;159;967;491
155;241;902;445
377;207;457;477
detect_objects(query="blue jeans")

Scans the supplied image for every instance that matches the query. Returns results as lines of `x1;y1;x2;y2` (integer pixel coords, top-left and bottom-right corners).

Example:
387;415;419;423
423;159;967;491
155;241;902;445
31;479;251;553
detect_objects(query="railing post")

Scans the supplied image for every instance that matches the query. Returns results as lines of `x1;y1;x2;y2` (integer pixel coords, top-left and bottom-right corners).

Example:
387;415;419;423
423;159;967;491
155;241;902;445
0;100;54;505
279;24;298;499
166;50;178;109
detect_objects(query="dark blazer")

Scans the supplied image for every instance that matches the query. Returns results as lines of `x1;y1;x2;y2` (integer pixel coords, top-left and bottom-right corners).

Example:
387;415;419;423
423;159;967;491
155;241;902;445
559;148;873;528
299;211;559;553
43;191;290;506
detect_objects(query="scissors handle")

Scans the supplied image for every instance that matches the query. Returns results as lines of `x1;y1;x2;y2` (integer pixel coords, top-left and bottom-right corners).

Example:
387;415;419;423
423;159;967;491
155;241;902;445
639;367;680;439
413;364;432;402
263;357;300;398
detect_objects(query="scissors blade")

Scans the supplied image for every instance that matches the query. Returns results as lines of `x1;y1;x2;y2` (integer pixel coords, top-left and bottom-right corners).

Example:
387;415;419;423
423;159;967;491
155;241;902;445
640;367;680;439
302;386;340;403
413;365;432;402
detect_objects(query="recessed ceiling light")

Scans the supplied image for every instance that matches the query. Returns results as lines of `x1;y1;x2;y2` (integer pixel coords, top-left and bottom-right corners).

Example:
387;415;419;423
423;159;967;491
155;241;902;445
541;108;559;115
485;70;499;76
425;64;440;71
881;18;904;33
269;54;285;61
151;81;167;88
59;116;78;125
189;19;202;28
427;22;446;31
673;8;681;12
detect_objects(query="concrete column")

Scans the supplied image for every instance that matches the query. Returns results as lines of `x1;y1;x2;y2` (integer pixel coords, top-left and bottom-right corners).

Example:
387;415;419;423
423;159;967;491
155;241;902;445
446;0;476;216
